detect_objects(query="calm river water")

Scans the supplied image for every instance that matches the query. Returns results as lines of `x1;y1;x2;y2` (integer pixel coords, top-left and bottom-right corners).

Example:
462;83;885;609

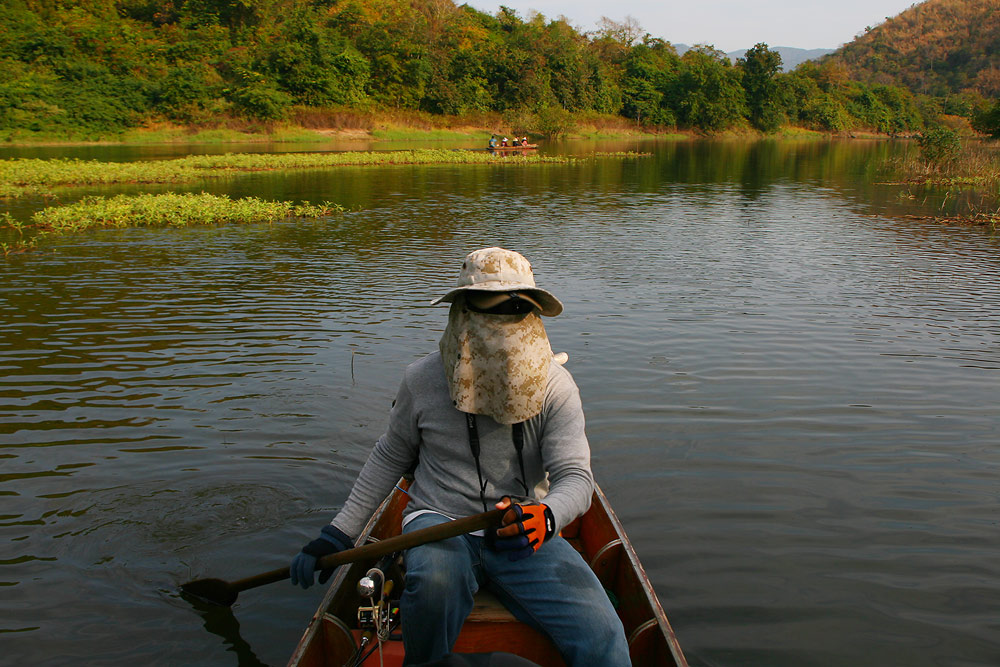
2;139;999;667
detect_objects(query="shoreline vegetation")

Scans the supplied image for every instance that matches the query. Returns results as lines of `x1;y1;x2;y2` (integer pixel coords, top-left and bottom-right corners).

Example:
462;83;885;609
892;138;1000;189
892;133;1000;232
0;147;574;198
886;130;1000;229
0;110;929;149
0;109;691;147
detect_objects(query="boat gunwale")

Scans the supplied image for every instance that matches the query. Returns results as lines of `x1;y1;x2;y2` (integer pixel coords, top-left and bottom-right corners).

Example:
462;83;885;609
591;484;688;667
286;488;401;667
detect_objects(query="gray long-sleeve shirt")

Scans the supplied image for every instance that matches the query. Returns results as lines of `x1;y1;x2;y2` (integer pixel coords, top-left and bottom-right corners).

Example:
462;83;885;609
331;350;594;538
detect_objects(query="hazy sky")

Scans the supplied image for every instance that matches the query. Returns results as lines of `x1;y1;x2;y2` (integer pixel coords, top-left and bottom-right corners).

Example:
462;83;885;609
463;0;919;52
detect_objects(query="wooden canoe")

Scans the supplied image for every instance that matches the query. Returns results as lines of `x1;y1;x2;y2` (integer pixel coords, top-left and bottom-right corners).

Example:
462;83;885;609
288;480;687;667
488;144;538;151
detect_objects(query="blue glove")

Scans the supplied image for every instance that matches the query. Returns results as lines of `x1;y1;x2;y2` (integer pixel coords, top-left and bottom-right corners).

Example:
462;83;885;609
290;524;353;589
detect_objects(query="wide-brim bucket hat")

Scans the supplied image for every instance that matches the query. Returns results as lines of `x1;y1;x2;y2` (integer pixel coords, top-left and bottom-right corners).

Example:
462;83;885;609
430;247;563;317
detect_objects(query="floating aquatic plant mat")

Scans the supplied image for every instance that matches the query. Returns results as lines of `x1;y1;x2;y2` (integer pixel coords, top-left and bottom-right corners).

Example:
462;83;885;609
0;149;574;198
32;192;341;231
1;193;341;256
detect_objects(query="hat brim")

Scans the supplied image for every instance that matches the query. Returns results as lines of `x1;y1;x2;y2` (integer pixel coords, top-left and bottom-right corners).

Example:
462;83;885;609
431;285;563;317
461;290;545;312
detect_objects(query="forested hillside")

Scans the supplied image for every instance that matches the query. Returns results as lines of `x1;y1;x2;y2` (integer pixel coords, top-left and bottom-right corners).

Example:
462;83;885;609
0;0;988;140
826;0;1000;96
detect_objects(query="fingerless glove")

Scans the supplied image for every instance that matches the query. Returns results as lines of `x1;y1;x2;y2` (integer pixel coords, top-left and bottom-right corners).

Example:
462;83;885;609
493;501;555;561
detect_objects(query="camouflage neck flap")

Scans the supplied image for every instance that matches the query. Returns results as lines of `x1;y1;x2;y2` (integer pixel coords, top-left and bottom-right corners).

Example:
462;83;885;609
439;302;554;425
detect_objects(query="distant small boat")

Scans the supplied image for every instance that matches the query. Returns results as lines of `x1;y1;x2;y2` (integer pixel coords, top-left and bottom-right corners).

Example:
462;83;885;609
488;144;538;152
287;478;688;667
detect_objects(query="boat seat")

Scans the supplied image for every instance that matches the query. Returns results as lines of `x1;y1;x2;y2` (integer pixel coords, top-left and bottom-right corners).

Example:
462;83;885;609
467;589;518;622
456;590;566;666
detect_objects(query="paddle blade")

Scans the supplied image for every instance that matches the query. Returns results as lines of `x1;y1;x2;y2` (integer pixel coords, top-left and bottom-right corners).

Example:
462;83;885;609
181;577;238;607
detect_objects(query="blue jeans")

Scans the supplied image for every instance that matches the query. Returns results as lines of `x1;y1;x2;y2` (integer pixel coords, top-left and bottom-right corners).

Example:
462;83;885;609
399;513;631;666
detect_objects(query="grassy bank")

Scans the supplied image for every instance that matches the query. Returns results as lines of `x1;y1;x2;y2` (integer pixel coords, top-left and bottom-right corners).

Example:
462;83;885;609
1;107;679;147
6;103;905;149
890;139;1000;189
880;137;1000;229
2;193;342;257
0;148;574;198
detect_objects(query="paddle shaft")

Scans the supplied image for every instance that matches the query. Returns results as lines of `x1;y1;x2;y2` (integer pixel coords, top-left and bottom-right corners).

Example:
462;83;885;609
226;508;504;595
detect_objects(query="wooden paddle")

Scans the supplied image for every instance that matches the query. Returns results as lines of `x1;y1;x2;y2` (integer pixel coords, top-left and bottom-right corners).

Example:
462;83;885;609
181;508;504;607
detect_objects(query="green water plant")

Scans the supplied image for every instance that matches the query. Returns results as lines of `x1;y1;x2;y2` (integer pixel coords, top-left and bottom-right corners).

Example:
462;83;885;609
30;193;342;233
1;211;43;256
2;211;26;236
0;149;573;198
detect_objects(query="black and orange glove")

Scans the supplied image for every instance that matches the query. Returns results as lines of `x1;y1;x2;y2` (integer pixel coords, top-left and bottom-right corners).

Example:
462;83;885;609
492;496;555;561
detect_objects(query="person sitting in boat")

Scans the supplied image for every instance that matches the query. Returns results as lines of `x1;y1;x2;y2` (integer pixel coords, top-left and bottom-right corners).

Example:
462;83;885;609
290;247;631;667
501;136;508;146
512;137;521;146
489;134;497;149
522;136;529;146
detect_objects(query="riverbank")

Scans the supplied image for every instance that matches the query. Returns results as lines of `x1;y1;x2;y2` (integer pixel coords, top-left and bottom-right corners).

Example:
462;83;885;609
8;100;962;148
2;122;935;152
0;108;687;147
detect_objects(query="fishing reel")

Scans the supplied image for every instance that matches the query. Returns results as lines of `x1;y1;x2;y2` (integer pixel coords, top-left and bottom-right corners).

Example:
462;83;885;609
346;553;406;667
356;554;403;639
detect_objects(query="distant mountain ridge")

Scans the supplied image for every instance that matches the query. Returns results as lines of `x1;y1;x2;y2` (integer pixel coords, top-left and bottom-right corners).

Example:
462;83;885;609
822;0;1000;95
672;44;834;71
728;46;835;70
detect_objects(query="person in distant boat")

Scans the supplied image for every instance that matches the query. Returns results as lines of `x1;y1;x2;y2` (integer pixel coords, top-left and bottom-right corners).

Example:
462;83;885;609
522;136;529;146
502;136;508;146
489;134;497;149
290;248;630;667
512;137;521;146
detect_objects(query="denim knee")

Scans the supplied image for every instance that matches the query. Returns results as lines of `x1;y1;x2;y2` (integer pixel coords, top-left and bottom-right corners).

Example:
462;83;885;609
403;525;477;590
405;545;472;599
400;517;480;664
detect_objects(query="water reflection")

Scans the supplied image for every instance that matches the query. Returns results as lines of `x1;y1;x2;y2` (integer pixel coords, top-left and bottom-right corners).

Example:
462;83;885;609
186;596;268;667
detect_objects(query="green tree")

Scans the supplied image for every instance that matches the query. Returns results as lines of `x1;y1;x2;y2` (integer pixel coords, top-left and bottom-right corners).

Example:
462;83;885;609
153;67;214;121
737;43;783;132
674;47;746;131
620;38;679;126
971;99;1000;137
227;67;291;120
784;64;851;132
